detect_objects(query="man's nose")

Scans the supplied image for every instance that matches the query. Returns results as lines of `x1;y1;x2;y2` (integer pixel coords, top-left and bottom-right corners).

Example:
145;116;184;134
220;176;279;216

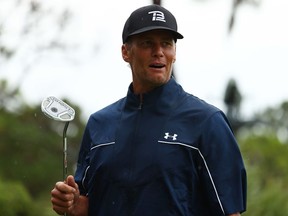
152;43;164;57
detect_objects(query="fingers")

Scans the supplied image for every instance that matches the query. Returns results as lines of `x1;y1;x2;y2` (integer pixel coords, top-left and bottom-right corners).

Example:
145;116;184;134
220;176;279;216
56;182;75;194
51;187;74;215
51;183;75;201
54;175;78;195
51;175;79;215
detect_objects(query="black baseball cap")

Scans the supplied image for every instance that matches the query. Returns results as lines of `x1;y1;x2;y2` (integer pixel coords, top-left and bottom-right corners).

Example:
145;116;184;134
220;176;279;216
122;5;184;43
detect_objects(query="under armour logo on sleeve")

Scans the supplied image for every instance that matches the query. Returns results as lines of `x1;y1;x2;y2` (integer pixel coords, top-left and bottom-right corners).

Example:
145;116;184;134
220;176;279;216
148;11;166;22
164;132;178;141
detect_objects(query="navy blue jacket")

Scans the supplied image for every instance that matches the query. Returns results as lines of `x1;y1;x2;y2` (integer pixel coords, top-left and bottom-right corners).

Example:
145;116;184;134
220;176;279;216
75;78;246;216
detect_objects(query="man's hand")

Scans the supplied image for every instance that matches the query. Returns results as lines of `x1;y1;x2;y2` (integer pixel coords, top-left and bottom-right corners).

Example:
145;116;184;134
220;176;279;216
51;175;88;216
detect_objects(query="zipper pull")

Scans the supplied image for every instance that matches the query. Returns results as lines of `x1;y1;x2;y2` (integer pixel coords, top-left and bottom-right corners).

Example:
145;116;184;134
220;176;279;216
138;94;143;110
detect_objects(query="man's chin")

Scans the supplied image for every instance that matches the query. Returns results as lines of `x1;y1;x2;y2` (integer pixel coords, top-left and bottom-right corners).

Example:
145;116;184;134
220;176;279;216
149;76;170;86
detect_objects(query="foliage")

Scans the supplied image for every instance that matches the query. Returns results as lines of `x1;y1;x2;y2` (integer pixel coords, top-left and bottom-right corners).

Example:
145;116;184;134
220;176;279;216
239;135;288;215
0;104;85;198
0;179;37;216
0;81;86;216
0;0;72;61
237;101;288;216
0;80;24;112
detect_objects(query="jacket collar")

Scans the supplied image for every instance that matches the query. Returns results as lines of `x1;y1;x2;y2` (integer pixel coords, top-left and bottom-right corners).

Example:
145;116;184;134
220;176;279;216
125;77;184;112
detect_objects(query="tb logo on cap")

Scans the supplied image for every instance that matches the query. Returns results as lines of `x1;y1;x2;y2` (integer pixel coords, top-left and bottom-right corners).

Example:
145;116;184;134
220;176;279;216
148;11;166;22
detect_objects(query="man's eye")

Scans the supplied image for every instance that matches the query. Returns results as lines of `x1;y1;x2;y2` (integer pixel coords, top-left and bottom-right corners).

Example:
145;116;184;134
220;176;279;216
162;41;173;47
141;41;152;46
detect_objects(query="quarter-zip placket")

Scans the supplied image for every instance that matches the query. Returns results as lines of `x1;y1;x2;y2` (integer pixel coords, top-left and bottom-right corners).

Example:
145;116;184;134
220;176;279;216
126;93;144;215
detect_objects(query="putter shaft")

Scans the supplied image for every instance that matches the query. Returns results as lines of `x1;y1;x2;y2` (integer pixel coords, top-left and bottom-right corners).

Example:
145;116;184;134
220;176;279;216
63;122;70;180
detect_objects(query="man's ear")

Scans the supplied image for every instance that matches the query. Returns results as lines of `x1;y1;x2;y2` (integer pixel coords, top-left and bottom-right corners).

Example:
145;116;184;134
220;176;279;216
121;44;129;62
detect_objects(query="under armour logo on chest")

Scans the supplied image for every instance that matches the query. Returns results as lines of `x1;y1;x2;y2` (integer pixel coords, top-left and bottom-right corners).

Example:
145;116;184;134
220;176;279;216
164;132;178;141
148;11;166;22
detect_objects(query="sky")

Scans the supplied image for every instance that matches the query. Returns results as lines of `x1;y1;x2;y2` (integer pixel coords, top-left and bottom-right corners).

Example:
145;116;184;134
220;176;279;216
0;0;287;120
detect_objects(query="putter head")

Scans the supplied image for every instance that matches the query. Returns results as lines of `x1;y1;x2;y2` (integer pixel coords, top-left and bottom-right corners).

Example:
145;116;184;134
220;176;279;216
41;96;75;122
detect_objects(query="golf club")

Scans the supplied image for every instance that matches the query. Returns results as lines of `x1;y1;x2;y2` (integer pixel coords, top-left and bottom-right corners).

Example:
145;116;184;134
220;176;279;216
41;96;75;181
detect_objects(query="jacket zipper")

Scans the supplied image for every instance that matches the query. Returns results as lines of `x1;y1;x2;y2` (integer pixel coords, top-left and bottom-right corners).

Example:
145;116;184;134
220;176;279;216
138;94;143;110
127;93;143;215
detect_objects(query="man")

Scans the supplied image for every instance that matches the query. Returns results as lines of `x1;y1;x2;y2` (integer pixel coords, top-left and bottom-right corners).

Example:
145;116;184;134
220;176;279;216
51;5;246;216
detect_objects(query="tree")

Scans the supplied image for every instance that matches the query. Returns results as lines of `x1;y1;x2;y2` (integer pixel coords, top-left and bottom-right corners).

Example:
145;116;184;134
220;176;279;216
0;0;75;94
237;101;288;215
0;179;38;216
0;80;85;198
239;135;288;215
224;78;242;121
228;0;262;32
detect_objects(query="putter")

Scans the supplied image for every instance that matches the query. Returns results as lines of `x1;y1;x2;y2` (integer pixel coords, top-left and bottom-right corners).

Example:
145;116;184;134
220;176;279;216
41;96;75;181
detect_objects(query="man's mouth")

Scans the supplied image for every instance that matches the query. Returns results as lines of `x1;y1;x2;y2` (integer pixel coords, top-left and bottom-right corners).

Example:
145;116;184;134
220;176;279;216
149;63;165;69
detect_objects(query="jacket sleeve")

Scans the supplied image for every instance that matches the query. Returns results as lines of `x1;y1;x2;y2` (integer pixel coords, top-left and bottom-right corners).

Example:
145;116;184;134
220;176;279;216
198;111;247;215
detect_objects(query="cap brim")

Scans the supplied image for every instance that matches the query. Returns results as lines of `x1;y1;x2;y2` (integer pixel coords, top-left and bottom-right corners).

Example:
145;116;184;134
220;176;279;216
127;26;184;40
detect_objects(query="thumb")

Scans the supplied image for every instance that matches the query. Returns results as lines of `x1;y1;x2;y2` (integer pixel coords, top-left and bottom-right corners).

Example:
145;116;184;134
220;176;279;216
66;175;78;192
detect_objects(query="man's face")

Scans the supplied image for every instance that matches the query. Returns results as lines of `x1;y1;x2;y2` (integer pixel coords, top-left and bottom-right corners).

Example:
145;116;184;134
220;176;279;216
122;30;176;94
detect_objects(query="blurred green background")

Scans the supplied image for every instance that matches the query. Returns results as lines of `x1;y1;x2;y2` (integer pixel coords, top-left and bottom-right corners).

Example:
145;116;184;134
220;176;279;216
0;80;85;216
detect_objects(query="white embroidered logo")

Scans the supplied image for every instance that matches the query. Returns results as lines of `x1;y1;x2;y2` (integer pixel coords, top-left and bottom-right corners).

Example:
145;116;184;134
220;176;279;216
148;11;166;22
164;132;178;141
